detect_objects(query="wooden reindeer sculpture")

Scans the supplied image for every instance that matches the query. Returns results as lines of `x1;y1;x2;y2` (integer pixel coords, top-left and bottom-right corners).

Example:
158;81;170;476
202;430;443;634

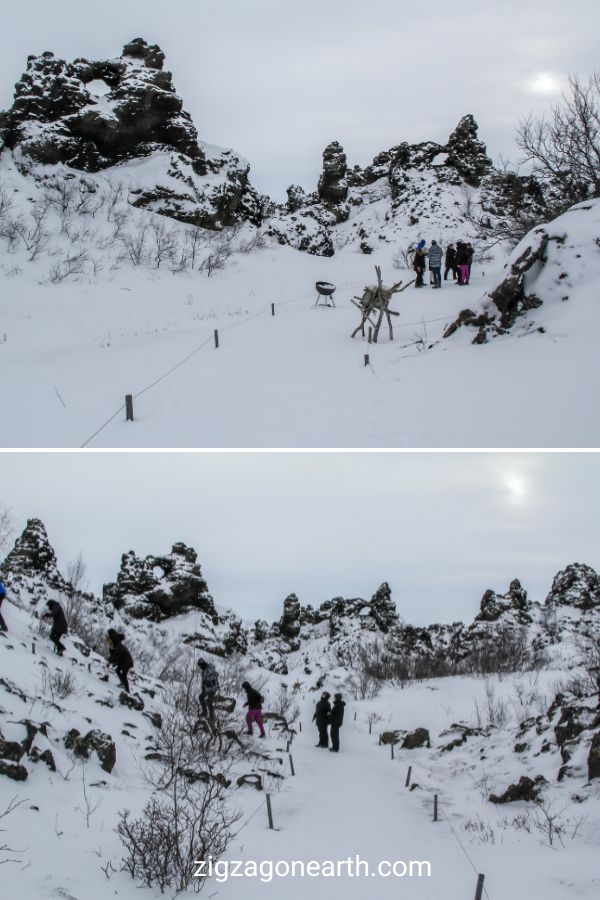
350;266;415;342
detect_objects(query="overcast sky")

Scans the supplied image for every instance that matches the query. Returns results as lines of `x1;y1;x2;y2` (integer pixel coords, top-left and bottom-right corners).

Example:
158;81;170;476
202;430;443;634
1;452;598;626
1;1;598;198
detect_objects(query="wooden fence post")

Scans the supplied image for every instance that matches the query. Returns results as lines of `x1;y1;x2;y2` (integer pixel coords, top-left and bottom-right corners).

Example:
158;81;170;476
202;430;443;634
391;743;395;760
368;326;373;344
125;394;134;421
271;303;275;316
378;734;382;746
299;721;302;732
289;754;295;776
266;793;274;830
474;874;485;900
32;642;35;655
214;329;219;349
354;711;357;721
405;765;412;787
434;794;438;822
364;354;370;367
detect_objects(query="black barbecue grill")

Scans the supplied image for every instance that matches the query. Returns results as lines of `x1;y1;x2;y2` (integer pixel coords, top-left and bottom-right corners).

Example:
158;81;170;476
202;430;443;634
314;281;336;307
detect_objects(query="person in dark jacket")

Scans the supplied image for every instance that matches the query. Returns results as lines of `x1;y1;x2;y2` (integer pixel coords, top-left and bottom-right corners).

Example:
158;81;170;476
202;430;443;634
329;693;346;752
466;243;474;278
444;243;457;281
456;242;470;285
313;692;331;747
198;658;220;719
107;628;133;692
0;581;7;633
42;599;68;655
241;681;266;737
413;247;426;288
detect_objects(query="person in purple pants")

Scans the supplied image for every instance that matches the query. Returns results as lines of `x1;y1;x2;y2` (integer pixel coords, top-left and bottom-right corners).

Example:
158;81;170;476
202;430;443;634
242;681;266;737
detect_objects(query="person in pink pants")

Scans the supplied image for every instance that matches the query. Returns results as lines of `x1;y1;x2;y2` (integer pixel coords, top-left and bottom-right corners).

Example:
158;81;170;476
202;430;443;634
242;681;266;737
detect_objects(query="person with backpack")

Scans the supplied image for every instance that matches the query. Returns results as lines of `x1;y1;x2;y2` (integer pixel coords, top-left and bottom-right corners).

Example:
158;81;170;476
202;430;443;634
329;693;346;752
313;691;331;747
242;681;266;738
106;628;134;693
0;581;7;633
198;658;220;720
42;599;68;655
428;240;443;289
444;243;457;281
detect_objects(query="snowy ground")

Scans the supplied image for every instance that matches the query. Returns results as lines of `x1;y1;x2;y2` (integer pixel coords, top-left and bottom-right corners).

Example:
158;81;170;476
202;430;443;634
3;241;600;448
1;597;599;900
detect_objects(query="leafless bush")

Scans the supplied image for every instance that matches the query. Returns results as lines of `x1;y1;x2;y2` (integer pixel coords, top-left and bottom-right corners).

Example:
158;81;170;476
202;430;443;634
464;625;534;676
530;799;587;848
472;680;510;729
462;815;496;845
0;797;25;865
149;220;177;269
6;200;51;260
199;234;234;275
121;227;148;266
518;72;600;208
41;666;79;702
270;684;299;723
117;777;240;893
0;504;15;556
76;765;103;828
236;229;267;254
0;182;14;222
47;249;89;283
392;246;413;270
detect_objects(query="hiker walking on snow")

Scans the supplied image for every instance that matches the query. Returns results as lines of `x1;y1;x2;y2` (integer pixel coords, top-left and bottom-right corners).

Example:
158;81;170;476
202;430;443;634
313;691;331;747
242;681;266;738
42;599;68;655
428;240;443;289
198;658;219;720
106;628;133;693
444;243;457;281
329;693;345;752
0;581;8;633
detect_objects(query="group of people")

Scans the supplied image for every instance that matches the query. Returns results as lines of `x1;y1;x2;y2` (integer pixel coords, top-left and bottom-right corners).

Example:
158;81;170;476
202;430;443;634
413;240;474;288
313;691;346;752
197;658;266;738
0;584;134;692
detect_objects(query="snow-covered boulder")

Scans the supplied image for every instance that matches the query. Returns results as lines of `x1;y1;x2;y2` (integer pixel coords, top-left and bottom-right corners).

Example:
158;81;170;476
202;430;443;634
545;563;600;611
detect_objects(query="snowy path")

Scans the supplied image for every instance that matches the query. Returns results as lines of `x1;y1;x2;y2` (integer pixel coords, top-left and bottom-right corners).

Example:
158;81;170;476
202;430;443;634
218;707;479;900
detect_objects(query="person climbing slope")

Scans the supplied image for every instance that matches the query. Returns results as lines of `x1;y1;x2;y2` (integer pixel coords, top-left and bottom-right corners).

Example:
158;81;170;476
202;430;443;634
313;691;331;747
329;692;346;752
106;628;134;693
242;680;266;737
198;657;220;720
42;599;68;655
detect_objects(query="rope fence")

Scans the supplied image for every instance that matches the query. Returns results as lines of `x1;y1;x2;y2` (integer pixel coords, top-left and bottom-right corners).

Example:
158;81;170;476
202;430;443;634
79;284;452;447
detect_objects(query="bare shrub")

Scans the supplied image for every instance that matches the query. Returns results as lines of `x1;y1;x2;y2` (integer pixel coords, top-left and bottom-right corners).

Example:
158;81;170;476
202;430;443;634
47;249;89;283
41;666;79;702
0;797;25;865
149;220;177;269
473;680;510;729
121;227;148;266
117;777;239;893
464;625;534;676
0;504;15;556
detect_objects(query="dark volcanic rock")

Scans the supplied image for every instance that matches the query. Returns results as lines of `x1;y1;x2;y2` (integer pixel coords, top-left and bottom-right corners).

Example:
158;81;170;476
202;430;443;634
445;114;492;187
0;39;263;230
318;141;348;204
103;541;216;620
280;594;301;640
476;579;530;623
588;732;600;780
402;728;430;750
489;775;545;804
64;728;116;773
0;760;28;781
545;563;600;611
